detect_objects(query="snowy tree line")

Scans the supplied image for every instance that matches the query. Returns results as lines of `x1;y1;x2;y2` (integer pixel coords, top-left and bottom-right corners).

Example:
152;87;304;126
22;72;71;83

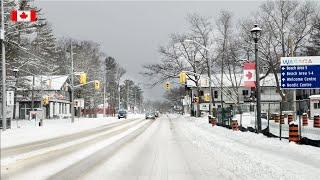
142;0;320;115
1;0;143;112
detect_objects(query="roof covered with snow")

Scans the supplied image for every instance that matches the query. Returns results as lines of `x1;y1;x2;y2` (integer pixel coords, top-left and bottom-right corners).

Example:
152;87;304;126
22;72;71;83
22;75;69;91
187;73;280;88
309;95;320;99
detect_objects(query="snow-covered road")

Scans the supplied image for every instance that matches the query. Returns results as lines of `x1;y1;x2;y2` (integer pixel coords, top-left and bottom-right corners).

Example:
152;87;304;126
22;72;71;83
81;114;320;180
1;114;319;180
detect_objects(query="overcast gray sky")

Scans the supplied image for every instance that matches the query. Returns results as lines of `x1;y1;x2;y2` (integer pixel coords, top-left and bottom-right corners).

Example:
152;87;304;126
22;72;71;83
35;0;262;101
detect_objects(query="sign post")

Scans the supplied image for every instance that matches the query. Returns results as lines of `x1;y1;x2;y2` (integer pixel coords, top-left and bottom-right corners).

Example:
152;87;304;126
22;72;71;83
6;91;14;106
281;56;320;89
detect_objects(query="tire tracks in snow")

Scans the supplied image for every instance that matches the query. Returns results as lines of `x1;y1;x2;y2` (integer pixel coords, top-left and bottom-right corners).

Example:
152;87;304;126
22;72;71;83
1;118;147;179
47;120;154;180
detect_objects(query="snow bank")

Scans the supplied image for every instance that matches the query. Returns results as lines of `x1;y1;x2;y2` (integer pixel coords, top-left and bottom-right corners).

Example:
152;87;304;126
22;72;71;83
171;114;320;179
1;114;144;148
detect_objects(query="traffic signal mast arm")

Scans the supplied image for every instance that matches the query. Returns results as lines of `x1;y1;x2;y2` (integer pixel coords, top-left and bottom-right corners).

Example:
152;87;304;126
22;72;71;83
180;70;238;103
73;80;97;89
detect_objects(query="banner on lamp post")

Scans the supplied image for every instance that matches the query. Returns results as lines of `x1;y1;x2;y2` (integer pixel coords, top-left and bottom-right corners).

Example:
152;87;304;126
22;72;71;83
244;63;256;88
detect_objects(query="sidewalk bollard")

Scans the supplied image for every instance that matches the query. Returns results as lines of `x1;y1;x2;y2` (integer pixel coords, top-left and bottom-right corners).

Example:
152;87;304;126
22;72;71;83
289;123;299;143
314;114;320;128
288;113;293;124
211;117;217;127
280;114;285;124
231;119;238;131
275;113;280;123
302;113;308;126
39;119;43;126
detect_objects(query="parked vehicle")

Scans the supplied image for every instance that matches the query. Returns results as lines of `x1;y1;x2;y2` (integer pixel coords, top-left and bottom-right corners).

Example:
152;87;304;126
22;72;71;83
145;112;156;119
118;110;127;119
155;111;159;117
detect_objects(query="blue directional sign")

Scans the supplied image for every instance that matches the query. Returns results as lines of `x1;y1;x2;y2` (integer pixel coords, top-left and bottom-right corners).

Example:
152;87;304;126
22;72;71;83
280;56;320;89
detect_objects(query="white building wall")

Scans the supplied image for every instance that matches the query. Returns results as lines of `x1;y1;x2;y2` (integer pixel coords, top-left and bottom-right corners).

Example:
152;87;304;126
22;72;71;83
55;102;59;116
49;102;53;118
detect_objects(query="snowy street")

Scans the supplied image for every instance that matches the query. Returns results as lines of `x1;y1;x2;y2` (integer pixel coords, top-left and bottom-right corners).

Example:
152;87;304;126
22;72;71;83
1;115;319;180
1;1;320;180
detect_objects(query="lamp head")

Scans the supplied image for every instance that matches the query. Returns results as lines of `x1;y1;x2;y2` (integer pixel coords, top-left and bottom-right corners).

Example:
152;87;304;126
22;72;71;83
250;24;262;42
13;68;19;77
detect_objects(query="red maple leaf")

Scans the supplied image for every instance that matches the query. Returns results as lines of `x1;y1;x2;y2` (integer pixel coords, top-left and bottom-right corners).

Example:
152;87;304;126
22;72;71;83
20;12;28;19
246;71;253;80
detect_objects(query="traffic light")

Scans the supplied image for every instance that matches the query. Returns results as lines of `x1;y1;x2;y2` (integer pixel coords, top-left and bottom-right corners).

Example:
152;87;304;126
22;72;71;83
164;82;171;90
42;96;49;106
94;80;100;90
194;97;199;103
204;94;210;102
79;73;87;85
179;71;186;84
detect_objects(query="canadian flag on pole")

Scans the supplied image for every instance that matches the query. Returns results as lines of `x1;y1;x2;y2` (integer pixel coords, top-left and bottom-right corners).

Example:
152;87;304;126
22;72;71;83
10;9;37;22
244;63;256;87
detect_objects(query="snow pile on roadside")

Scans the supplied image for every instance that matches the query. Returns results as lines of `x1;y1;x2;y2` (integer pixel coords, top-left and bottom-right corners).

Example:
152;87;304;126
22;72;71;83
233;112;268;128
170;114;320;179
1;114;144;148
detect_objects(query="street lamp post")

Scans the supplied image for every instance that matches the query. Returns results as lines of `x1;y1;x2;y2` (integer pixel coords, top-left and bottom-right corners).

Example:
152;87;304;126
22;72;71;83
184;39;214;117
250;24;262;132
12;68;19;121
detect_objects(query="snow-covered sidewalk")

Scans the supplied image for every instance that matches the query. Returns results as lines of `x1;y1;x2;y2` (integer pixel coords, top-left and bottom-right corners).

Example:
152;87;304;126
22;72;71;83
232;112;320;140
169;114;320;179
1;114;144;148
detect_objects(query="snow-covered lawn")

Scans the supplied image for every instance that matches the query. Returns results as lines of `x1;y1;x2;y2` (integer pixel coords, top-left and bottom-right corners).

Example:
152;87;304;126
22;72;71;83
1;114;144;148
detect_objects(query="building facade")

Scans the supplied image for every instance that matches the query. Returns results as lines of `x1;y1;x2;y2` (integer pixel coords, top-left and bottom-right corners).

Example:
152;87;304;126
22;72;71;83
16;76;71;119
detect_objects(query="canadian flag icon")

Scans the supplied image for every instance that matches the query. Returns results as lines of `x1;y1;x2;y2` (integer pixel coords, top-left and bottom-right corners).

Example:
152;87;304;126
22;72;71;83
10;9;37;22
244;63;256;87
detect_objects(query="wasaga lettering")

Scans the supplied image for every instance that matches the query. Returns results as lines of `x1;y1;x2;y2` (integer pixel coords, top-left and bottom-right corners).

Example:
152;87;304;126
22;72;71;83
282;58;312;65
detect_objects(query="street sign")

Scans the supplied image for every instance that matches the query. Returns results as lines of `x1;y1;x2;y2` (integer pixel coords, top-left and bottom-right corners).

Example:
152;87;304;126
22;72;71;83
199;103;210;111
6;91;14;106
74;98;85;108
243;63;256;87
280;56;320;89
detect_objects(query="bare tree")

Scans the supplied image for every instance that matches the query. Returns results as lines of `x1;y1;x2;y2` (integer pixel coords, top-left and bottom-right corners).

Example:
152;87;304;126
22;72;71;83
239;0;318;110
142;14;215;117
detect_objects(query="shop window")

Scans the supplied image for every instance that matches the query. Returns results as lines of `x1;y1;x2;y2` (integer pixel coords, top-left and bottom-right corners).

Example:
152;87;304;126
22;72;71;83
214;91;218;98
242;90;249;96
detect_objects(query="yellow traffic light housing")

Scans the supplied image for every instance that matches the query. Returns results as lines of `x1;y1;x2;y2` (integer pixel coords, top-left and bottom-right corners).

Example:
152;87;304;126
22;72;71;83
42;96;49;105
80;73;87;85
204;94;211;102
164;82;171;90
94;80;100;90
194;97;199;103
179;71;187;84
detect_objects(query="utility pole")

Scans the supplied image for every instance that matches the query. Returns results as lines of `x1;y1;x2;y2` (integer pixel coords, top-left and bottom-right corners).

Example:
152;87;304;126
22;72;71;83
118;84;120;110
103;62;107;117
206;53;214;117
103;80;106;117
12;68;19;121
31;75;35;111
134;87;136;113
70;42;75;123
126;82;129;111
1;0;7;130
220;47;225;124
